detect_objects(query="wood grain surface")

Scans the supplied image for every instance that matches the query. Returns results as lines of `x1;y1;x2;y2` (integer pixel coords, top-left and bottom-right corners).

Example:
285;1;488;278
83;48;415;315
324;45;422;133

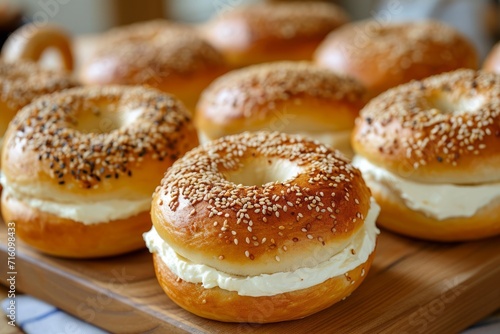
1;222;499;334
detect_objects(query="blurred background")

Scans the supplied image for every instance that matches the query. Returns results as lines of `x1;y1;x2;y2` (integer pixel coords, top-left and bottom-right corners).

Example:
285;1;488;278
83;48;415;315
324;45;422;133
0;0;500;58
0;0;499;57
1;0;499;32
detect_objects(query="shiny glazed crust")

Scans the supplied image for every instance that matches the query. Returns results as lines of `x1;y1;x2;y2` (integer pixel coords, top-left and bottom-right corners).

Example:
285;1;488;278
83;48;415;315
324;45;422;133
352;69;500;184
1;193;151;258
202;2;349;67
314;20;478;97
152;250;374;323
365;179;500;241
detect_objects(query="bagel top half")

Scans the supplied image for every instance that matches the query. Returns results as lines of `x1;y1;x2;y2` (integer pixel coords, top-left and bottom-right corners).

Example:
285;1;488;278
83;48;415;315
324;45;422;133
352;69;500;184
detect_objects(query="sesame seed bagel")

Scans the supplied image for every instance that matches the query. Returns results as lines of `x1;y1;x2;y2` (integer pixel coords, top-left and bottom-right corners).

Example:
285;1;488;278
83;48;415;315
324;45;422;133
202;2;349;68
314;20;479;97
2;23;74;72
195;61;366;156
145;131;380;322
1;86;198;258
352;70;500;241
80;20;228;112
484;42;500;74
352;69;500;185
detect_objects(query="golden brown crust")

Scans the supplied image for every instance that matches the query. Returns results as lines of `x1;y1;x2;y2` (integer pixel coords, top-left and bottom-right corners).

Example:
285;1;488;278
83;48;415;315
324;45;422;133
1;23;74;72
195;61;366;141
484;42;500;74
80;20;228;111
366;179;500;241
152;132;372;277
314;20;479;97
352;69;500;184
2;86;198;197
152;250;374;323
202;2;349;68
1;193;151;258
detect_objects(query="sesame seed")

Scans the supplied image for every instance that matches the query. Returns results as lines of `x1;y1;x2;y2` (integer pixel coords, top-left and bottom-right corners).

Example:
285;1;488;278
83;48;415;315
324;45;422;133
149;131;365;262
355;69;500;171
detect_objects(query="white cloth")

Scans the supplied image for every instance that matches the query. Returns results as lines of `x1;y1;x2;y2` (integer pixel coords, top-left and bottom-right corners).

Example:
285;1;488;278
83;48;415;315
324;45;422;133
1;295;107;334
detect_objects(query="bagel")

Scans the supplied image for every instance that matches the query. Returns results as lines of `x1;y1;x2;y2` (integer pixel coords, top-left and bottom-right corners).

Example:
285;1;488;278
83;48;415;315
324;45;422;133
2;23;74;72
1;86;198;257
80;20;228;113
195;61;366;156
352;69;500;241
202;2;349;68
144;131;380;322
314;20;479;97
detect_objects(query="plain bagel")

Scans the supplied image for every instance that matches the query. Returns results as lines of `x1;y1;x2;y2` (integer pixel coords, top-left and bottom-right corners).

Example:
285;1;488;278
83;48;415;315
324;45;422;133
2;23;74;72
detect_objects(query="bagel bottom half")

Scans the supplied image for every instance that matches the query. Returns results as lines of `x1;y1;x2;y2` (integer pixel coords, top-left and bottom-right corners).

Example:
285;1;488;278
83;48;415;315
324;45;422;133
152;251;375;323
1;193;151;258
366;181;500;242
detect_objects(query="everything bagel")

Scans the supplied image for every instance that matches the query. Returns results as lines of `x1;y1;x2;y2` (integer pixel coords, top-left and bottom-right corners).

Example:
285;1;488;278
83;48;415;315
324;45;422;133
1;86;198;257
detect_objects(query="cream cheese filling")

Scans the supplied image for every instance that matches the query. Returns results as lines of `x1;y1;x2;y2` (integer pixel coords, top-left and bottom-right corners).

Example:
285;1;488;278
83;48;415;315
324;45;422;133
0;176;150;225
352;155;500;220
144;198;380;297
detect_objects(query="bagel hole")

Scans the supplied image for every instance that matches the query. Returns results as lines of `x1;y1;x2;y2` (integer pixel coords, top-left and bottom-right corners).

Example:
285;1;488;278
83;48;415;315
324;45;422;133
225;158;303;186
39;48;65;71
429;93;485;115
75;105;142;134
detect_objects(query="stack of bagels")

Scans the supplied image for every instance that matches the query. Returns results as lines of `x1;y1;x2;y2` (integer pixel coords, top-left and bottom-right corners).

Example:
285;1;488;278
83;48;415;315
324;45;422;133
0;0;498;324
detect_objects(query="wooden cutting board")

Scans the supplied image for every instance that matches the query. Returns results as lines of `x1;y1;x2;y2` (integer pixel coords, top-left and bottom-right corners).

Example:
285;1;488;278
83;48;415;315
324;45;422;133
1;221;499;334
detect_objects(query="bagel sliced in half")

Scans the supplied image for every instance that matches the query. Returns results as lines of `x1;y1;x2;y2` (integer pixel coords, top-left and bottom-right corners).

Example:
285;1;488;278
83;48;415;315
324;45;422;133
144;131;380;323
1;86;198;258
352;69;500;241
